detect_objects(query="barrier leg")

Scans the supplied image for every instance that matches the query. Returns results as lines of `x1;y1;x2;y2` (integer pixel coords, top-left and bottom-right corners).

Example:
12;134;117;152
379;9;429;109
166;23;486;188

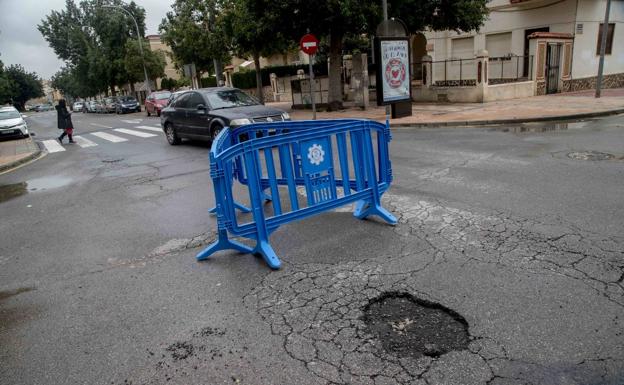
353;200;368;217
354;202;397;224
253;240;281;269
209;201;251;214
196;229;253;261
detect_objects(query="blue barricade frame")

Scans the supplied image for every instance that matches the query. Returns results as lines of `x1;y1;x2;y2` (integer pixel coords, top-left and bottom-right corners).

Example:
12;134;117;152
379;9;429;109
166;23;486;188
197;119;396;269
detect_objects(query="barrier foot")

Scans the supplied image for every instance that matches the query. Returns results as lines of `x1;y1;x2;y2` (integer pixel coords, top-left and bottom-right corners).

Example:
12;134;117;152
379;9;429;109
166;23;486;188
253;241;282;270
208;201;251;214
196;230;253;261
353;200;368;217
354;203;397;225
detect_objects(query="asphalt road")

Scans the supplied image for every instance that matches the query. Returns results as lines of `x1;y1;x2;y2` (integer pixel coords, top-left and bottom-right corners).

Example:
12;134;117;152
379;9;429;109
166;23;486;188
0;111;623;385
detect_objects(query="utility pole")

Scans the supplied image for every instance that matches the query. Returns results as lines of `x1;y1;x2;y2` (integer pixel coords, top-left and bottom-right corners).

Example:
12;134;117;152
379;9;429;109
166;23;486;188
595;0;611;98
102;4;151;97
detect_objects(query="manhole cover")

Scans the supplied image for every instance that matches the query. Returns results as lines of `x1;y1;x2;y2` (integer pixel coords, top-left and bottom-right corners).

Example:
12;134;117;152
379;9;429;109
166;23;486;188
362;292;469;358
567;151;614;161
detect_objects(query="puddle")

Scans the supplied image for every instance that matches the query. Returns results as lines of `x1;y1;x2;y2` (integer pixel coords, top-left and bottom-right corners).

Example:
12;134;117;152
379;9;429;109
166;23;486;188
362;292;470;359
567;151;615;161
495;121;588;133
0;182;27;203
0;286;35;301
0;176;73;203
26;176;73;191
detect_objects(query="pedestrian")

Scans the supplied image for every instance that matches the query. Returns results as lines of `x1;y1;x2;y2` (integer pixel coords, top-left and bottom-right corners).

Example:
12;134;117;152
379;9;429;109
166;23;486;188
55;99;75;144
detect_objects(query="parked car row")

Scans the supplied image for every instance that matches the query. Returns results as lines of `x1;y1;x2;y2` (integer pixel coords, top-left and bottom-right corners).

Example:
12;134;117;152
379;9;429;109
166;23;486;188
76;96;141;114
0;106;30;139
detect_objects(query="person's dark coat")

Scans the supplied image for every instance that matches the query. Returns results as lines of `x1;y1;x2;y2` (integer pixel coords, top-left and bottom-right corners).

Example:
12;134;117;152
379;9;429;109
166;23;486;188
55;104;73;130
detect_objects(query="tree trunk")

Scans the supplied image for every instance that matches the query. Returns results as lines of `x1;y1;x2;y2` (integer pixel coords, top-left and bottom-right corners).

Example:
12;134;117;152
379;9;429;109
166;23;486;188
214;59;224;86
110;84;116;97
253;51;264;104
327;29;344;111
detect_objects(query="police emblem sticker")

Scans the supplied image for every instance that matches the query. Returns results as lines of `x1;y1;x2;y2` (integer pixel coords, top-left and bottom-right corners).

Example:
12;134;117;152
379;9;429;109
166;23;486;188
307;143;325;166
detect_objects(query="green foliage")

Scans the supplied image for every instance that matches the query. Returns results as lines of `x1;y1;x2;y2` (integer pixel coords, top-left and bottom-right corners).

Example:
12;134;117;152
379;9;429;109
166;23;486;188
3;64;44;111
124;39;166;83
231;62;329;89
0;59;15;104
200;77;217;88
159;0;230;76
39;0;148;95
159;77;172;90
388;0;489;33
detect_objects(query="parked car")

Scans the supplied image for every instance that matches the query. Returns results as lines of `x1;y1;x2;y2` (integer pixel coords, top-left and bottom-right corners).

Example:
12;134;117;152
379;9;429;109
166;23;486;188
72;101;84;112
0;106;29;139
103;97;117;113
34;104;53;112
160;87;290;145
84;100;97;113
145;91;171;117
95;100;107;114
115;96;141;114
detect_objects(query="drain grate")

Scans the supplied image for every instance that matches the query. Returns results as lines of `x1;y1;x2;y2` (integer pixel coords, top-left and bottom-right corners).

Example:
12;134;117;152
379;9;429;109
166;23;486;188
362;292;469;358
567;151;614;161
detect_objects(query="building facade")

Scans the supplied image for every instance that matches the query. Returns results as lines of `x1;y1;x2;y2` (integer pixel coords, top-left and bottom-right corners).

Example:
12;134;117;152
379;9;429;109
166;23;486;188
418;0;623;95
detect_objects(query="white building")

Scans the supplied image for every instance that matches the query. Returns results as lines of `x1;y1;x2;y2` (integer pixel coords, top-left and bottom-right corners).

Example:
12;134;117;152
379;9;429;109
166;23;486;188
415;0;623;97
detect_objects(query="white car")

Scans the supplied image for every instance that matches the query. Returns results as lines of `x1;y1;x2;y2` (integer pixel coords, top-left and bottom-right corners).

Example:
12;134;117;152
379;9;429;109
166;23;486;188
0;106;29;139
72;101;84;112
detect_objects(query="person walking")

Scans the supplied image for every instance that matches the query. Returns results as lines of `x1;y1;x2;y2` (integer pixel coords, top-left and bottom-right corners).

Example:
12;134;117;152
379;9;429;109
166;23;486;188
55;99;75;144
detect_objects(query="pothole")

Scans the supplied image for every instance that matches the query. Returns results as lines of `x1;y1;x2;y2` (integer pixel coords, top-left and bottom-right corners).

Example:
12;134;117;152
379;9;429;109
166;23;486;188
567;151;614;161
362;292;469;359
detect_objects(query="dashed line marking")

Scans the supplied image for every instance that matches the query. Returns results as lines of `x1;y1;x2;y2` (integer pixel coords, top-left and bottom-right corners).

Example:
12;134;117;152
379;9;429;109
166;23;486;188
41;139;66;153
136;125;163;132
90;132;127;143
73;136;98;148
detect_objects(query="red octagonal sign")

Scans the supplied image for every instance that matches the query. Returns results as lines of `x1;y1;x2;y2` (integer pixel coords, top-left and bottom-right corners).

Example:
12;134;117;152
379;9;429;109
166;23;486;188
300;34;319;55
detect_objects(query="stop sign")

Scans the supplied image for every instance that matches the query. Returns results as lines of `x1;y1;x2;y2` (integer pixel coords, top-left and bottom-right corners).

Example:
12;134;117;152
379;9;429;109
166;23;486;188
300;34;319;55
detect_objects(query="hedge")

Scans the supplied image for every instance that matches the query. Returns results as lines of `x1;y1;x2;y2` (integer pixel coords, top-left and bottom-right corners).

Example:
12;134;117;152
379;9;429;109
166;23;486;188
232;62;328;89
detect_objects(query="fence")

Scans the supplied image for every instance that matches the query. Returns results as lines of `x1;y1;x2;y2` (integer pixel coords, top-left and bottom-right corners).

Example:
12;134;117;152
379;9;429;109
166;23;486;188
196;119;397;269
432;58;478;87
488;55;533;85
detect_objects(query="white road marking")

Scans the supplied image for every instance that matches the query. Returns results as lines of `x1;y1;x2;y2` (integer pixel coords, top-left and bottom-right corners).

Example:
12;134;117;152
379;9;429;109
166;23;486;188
42;140;66;153
90;132;127;143
136;125;163;132
73;135;98;148
114;128;157;138
91;123;113;128
121;119;141;124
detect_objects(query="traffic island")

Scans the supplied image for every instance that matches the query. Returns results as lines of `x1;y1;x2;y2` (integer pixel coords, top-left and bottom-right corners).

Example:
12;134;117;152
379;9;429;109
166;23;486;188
0;136;43;174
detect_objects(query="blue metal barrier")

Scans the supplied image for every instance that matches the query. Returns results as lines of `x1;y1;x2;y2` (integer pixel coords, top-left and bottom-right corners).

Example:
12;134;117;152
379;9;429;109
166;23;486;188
196;119;396;269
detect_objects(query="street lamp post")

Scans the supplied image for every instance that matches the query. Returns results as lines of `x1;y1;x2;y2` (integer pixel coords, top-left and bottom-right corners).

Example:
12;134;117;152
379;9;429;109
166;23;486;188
101;4;151;96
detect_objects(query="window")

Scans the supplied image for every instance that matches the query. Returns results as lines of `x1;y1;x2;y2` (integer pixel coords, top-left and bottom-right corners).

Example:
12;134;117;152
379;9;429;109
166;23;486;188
173;93;191;108
596;23;615;55
451;37;474;59
486;32;512;59
188;93;205;108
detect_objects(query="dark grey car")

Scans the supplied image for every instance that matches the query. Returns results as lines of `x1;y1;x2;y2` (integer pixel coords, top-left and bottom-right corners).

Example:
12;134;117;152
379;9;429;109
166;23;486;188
159;87;290;145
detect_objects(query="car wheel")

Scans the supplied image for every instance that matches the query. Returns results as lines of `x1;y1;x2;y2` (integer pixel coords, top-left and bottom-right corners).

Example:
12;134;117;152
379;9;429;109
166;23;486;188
147;109;151;117
211;123;223;142
137;107;141;112
165;123;181;145
157;110;161;117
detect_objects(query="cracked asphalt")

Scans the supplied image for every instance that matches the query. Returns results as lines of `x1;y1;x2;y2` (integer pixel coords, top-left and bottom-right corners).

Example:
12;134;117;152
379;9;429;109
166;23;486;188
1;113;623;385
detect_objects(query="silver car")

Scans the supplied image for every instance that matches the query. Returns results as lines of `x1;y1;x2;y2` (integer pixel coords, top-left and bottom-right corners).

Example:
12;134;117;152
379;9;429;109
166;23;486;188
0;106;29;139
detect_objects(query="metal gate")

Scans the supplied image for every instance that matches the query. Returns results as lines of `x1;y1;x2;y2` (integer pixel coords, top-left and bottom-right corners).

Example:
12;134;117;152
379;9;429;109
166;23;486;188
546;43;561;94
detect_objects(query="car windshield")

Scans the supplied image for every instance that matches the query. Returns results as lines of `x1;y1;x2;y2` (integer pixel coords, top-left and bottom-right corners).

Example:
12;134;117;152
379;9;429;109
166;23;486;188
154;92;171;100
119;96;136;102
0;110;21;120
206;90;258;109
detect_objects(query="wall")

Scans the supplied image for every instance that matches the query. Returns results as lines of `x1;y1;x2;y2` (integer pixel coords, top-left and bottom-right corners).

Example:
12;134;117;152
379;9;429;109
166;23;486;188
571;0;624;78
147;36;180;85
484;81;534;101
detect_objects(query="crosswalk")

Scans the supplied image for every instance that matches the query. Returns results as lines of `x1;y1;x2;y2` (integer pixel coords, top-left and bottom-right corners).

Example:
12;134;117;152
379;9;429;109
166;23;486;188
41;125;163;153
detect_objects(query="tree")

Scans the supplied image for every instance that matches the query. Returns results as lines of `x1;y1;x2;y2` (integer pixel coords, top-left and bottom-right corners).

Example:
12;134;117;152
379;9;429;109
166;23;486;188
159;0;230;81
124;39;166;92
222;0;291;104
39;0;148;96
4;65;44;111
277;0;488;110
0;59;15;105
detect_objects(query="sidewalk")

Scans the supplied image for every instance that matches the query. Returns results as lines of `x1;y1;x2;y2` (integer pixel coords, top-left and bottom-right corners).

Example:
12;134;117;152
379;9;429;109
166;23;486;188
0;137;42;174
276;88;624;127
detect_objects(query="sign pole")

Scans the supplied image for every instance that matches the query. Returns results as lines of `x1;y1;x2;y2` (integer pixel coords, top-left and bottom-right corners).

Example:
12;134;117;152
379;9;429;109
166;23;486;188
309;54;316;120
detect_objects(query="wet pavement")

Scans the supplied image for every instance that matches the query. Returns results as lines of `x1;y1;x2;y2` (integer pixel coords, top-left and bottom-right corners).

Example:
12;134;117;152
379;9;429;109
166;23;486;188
1;112;623;385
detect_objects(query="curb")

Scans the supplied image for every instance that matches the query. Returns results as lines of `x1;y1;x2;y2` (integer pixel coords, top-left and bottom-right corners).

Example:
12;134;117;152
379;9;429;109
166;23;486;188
0;139;45;175
389;108;624;128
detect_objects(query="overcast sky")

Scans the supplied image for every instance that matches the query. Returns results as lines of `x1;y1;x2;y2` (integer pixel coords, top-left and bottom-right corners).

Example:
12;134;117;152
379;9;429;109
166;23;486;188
0;0;173;80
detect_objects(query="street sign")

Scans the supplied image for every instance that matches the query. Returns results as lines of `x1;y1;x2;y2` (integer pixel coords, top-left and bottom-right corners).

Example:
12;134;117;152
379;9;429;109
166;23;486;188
300;34;319;56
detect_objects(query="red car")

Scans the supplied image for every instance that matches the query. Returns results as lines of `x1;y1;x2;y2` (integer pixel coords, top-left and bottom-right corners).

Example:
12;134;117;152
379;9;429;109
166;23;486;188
145;91;172;117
